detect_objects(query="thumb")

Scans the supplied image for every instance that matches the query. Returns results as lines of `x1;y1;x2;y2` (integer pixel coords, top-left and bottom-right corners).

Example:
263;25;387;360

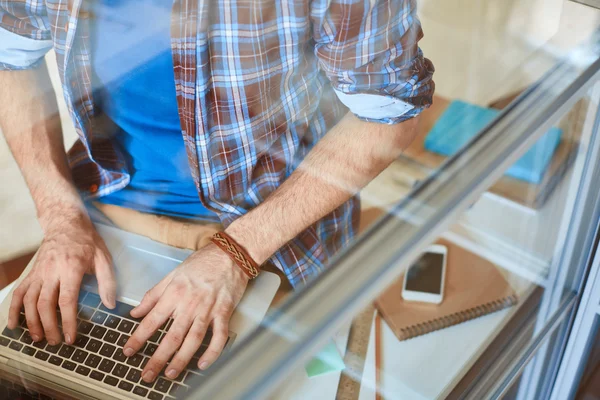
94;248;117;309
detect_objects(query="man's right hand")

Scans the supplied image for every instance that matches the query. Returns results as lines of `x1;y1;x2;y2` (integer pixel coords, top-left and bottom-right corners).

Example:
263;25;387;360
6;212;116;346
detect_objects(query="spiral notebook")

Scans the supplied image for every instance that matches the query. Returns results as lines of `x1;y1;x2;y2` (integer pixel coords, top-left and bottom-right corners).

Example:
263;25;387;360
375;239;518;341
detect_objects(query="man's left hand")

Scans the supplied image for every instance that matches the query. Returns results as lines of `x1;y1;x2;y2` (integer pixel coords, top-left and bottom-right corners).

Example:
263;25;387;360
124;243;249;382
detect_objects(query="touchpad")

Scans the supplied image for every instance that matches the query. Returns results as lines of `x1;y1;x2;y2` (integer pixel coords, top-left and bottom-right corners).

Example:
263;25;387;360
112;246;184;302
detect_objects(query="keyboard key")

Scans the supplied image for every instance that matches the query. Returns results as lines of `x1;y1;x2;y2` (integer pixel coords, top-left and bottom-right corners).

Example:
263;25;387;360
101;301;137;320
184;371;202;386
194;344;208;359
154;378;171;393
90;370;105;382
104;315;121;329
77;290;88;304
149;331;161;343
84;354;101;368
22;346;36;356
172;370;184;383
118;380;134;392
58;345;75;358
113;348;127;363
3;327;24;340
99;358;116;373
113;363;129;378
74;335;89;348
187;356;200;371
141;357;149;369
126;353;144;368
104;330;120;344
117;334;130;347
9;342;23;352
144;343;157;357
81;292;101;308
90;326;107;340
76;365;91;376
91;311;108;325
104;376;119;387
86;338;102;353
148;391;163;400
62;360;76;371
78;306;94;321
45;343;61;354
78;320;93;335
126;368;141;383
117;320;134;334
32;339;47;349
20;331;33;345
48;356;62;366
139;381;154;390
72;349;88;364
0;337;10;346
34;351;50;361
169;383;186;398
100;343;116;358
133;386;149;396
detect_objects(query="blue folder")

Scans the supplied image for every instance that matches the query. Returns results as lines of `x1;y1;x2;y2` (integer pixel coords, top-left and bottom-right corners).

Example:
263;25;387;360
424;100;562;184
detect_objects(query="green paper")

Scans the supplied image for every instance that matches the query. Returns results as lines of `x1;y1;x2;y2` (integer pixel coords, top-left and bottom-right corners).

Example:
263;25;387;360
305;340;345;378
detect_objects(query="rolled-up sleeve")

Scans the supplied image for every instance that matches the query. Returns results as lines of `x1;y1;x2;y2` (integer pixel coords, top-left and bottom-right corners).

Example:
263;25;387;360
0;2;52;71
311;0;435;124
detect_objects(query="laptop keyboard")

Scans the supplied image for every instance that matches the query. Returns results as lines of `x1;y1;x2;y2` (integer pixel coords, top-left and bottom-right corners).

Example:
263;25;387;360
1;290;233;399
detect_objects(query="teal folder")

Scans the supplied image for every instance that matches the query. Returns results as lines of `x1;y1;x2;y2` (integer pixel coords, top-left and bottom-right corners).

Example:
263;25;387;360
424;100;562;184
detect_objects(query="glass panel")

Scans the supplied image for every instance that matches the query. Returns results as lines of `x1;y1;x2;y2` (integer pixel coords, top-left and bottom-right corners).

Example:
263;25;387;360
0;0;599;400
191;3;600;400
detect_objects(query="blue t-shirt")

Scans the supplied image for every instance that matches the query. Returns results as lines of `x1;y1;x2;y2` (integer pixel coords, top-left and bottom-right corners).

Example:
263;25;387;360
90;0;217;221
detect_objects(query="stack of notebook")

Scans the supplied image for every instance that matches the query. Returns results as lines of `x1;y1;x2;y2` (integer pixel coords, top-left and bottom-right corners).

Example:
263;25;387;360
404;96;579;210
376;239;518;341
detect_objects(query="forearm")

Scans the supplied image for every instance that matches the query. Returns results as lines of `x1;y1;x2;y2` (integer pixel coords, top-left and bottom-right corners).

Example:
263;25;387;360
226;112;418;264
0;63;86;229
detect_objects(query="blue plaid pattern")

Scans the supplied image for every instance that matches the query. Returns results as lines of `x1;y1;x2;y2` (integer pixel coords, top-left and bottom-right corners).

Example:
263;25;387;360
0;0;434;288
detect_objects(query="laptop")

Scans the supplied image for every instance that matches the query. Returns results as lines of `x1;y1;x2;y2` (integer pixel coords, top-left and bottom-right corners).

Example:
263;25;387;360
0;223;281;399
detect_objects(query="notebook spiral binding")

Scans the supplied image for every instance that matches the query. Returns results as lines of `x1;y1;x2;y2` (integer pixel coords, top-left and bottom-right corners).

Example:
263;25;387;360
398;294;519;341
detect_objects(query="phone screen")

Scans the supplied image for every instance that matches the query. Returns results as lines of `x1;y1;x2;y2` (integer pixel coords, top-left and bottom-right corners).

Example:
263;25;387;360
405;252;444;294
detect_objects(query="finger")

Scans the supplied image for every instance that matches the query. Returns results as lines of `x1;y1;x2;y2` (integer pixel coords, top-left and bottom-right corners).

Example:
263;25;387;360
142;316;194;383
130;278;170;319
164;317;210;379
8;280;30;329
37;279;61;345
94;247;116;309
197;317;230;371
124;302;171;356
23;282;43;341
58;273;84;345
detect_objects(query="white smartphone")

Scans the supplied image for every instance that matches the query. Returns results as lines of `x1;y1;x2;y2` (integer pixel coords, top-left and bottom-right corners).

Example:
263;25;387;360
402;244;447;304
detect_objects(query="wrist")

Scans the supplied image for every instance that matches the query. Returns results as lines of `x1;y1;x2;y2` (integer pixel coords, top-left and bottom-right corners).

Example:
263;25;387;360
38;202;91;234
224;219;274;266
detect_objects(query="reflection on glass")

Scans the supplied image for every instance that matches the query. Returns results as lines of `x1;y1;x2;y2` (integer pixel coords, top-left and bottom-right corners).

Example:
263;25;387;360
0;0;599;399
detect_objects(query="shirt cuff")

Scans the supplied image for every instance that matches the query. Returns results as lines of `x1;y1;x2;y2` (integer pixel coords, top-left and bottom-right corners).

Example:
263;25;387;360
333;89;416;122
0;27;52;70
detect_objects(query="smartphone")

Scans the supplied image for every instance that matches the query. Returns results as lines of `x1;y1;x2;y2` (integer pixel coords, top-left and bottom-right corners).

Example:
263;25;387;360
402;244;447;304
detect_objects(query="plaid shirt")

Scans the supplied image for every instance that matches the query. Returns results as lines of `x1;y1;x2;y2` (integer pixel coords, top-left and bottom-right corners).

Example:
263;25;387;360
0;0;434;288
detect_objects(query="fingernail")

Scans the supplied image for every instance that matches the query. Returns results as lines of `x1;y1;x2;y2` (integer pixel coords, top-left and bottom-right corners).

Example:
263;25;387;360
124;347;134;357
65;334;71;344
48;340;56;346
31;334;40;342
166;369;177;379
199;361;209;370
143;370;156;382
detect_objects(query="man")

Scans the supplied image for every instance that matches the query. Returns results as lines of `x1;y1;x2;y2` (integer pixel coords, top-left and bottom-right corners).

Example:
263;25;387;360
0;0;434;384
